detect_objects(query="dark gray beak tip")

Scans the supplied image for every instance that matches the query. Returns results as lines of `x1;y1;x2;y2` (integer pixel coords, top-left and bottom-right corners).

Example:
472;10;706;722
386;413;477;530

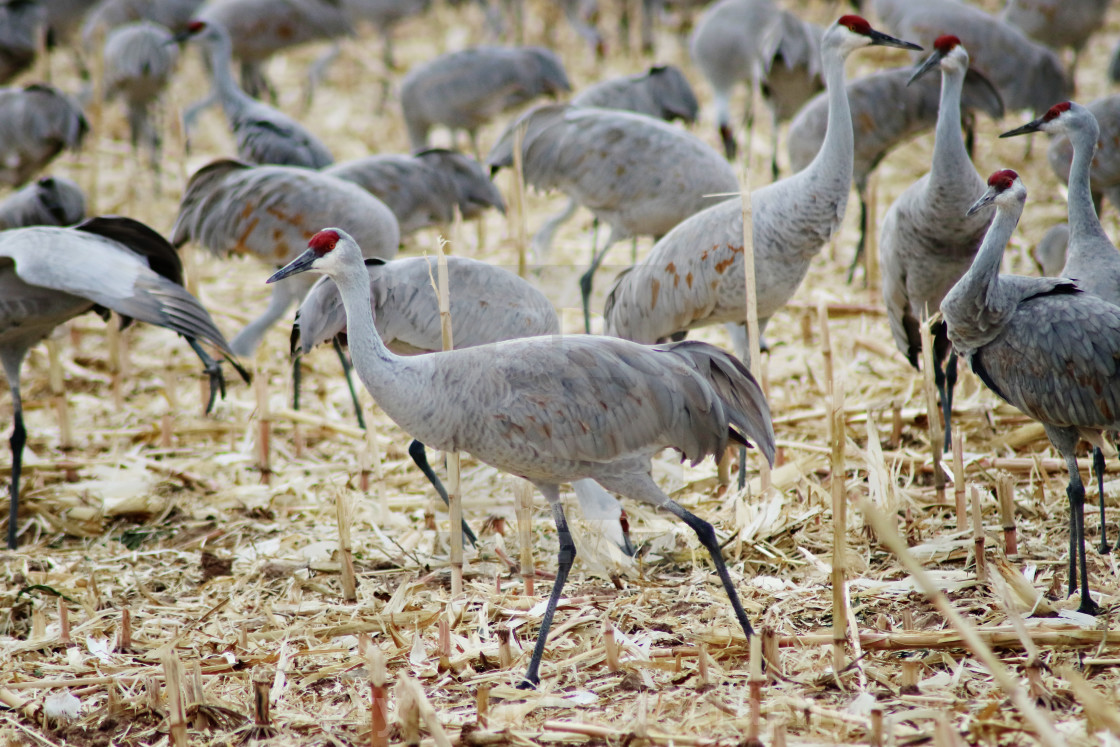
871;30;922;51
999;121;1041;139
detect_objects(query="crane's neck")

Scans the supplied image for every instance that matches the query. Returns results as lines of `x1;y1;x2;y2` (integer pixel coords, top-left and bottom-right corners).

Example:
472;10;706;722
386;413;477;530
202;30;251;112
809;43;854;184
1065;120;1111;249
332;262;403;394
943;198;1021;336
929;64;971;184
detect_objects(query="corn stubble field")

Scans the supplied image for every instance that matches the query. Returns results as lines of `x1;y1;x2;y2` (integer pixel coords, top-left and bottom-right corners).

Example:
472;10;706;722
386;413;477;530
4;0;1120;745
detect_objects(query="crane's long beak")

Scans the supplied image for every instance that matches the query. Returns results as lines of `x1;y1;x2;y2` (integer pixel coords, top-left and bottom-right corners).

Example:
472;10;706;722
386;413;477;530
869;29;922;51
907;49;944;85
267;249;317;284
1000;116;1044;138
966;186;998;216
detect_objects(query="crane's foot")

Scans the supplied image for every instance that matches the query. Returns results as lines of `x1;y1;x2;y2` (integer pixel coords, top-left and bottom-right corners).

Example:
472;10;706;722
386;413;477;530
200;360;227;414
1100;539;1112;555
515;676;539;690
1077;596;1102;616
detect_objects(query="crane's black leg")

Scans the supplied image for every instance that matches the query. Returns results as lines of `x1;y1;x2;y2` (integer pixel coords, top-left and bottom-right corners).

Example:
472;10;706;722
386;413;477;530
846;194;869;285
519;490;575;689
291;353;302;411
186;338;227;414
332;336;366;431
940;351;958;454
1094;447;1110;554
7;393;25;550
407;440;477;547
660;497;754;638
738;444;748;490
580;231;612;335
1067;467;1100;615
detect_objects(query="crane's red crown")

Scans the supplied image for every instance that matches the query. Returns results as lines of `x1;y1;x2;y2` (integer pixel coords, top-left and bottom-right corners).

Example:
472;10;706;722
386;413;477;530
933;35;961;53
186;20;207;33
988;169;1018;191
309;229;340;255
837;15;872;35
1043;101;1072;122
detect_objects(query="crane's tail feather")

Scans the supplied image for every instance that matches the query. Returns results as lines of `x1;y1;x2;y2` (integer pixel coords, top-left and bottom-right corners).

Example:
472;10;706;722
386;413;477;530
661;340;776;466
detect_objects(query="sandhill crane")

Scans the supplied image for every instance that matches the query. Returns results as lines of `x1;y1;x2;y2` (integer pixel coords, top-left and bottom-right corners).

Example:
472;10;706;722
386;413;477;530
342;0;429;70
102;21;178;174
80;0;203;44
0;175;84;229
268;226;775;688
689;0;823;177
786;65;1004;280
1002;101;1120;555
0;83;88;187
400;46;570;154
171;158;398;356
324;149;504;236
0;0;46;84
196;0;350;100
2;216;245;548
941;169;1117;615
1033;223;1068;277
871;0;1070;116
291;254;634;555
604;17;921;359
487;103;738;333
1000;0;1111;76
571;64;699;123
880;36;992;454
176;19;334;168
1040;95;1120;216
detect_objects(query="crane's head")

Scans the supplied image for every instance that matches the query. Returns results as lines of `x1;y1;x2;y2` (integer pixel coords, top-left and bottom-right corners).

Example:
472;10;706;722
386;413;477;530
907;35;967;86
1000;101;1095;140
967;170;1025;216
267;228;357;283
171;19;216;44
829;15;922;56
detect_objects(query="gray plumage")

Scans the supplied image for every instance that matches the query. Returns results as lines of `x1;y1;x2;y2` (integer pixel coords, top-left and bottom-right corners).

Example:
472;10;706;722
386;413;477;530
81;0;203;44
324;149;504;235
0;84;87;188
268;226;775;687
605;17;921;359
1000;0;1111;74
689;0;823;169
293;253;633;556
880;38;991;425
400;46;570;152
1044;95;1120;216
941;169;1114;615
787;64;1004;272
1033;223;1068;277
872;0;1070;116
103;21;178;171
197;0;350;99
572;65;699;123
487;103;737;331
0;175;85;229
1;216;240;548
171;158;398;355
0;0;47;85
178;19;334;168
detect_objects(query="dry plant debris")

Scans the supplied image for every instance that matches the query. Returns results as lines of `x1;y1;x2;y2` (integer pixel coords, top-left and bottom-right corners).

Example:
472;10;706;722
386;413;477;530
3;1;1120;745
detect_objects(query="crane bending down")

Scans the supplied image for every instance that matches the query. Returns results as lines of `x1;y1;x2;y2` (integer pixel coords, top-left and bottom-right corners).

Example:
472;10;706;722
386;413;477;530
2;217;246;549
269;227;776;687
941;169;1120;615
291;255;633;555
171;158;399;356
486;103;738;334
1001;101;1120;555
176;20;334;168
604;17;922;360
880;36;993;455
0;84;88;188
0;176;85;230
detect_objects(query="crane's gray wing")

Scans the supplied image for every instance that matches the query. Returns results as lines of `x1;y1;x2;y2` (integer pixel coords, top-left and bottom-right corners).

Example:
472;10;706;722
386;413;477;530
235;116;334;169
448;336;772;467
972;289;1120;430
0;226;236;355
